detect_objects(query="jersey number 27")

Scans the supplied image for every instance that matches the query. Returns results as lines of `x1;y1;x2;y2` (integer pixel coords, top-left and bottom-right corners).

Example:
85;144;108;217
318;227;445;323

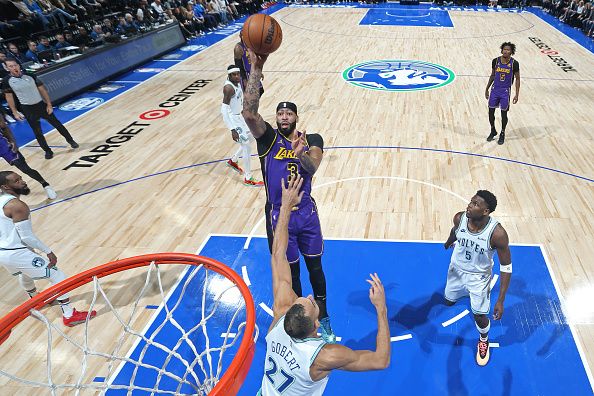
265;356;295;393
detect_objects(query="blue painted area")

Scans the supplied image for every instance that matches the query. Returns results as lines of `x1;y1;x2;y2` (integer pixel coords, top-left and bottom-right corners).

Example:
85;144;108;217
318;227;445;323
93;376;106;382
360;8;454;27
109;236;593;395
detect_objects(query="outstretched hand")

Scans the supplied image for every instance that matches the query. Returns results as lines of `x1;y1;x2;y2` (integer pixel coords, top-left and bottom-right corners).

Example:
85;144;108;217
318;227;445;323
366;273;386;311
291;131;307;158
248;48;268;69
281;174;304;209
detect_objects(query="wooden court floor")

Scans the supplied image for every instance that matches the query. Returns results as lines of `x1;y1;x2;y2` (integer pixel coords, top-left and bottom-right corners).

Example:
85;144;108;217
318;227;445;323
0;5;593;393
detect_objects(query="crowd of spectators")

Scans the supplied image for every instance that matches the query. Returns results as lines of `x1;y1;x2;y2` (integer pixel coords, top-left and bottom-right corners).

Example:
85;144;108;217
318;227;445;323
543;0;594;37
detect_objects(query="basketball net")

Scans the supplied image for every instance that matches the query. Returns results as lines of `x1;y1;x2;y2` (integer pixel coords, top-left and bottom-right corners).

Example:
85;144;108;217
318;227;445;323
0;254;257;395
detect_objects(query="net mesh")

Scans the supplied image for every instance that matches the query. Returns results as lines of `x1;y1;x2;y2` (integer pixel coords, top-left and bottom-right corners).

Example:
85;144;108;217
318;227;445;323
0;256;257;395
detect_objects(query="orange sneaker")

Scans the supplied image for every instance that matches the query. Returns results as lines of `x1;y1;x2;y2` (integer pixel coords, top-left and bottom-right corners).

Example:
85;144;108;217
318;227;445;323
63;309;97;327
226;159;243;174
244;177;264;187
476;339;490;366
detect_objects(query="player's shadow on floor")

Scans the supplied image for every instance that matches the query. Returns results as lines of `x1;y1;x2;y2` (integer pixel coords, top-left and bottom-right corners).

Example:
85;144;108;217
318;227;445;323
29;179;122;208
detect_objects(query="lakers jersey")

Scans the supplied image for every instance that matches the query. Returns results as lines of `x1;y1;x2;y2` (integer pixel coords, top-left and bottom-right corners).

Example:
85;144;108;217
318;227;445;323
493;57;515;90
451;215;499;275
260;316;329;396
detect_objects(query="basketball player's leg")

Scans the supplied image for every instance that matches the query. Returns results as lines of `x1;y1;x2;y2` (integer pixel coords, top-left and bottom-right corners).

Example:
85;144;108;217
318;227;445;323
239;131;262;186
487;91;501;141
2;249;96;326
469;274;492;365
297;207;336;342
498;91;511;145
444;264;467;305
265;202;274;253
10;153;57;199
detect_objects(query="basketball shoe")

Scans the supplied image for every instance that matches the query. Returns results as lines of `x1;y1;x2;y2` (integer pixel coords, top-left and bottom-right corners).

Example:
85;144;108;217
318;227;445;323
63;309;97;327
226;159;243;174
244;177;264;187
476;338;490;366
487;129;498;141
320;317;337;344
497;132;505;145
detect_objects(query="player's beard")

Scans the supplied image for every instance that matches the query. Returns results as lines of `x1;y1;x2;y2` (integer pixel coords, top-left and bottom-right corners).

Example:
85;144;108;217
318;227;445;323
277;121;297;137
15;186;31;195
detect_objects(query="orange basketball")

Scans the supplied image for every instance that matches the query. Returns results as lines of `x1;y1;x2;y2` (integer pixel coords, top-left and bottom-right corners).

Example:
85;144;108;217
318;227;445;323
241;14;283;55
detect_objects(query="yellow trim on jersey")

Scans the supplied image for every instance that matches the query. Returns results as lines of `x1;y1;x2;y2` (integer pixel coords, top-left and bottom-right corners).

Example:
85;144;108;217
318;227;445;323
258;129;278;158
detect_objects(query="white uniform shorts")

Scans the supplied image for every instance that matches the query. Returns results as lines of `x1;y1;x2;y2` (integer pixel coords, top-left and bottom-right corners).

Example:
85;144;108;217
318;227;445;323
444;263;492;315
0;248;51;279
231;114;253;143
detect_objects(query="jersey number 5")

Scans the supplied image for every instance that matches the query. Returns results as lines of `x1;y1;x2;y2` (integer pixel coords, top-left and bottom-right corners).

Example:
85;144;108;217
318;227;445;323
265;356;295;393
287;163;299;180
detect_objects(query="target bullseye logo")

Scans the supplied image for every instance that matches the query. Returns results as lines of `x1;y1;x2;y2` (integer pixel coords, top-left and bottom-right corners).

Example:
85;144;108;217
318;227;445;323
139;109;171;120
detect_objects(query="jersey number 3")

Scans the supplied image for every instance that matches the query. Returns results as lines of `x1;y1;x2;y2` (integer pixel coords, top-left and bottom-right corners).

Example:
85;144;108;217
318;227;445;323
287;163;299;179
265;356;295;393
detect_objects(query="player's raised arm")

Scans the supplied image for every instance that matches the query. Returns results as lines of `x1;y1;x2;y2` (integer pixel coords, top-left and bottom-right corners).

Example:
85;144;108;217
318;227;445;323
311;273;390;376
444;211;463;249
241;49;267;138
492;224;512;320
270;175;303;321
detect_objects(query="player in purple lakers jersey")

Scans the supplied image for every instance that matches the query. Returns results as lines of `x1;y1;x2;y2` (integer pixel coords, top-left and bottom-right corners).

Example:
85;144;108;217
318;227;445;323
242;49;336;344
0;109;57;200
234;35;264;96
485;42;520;145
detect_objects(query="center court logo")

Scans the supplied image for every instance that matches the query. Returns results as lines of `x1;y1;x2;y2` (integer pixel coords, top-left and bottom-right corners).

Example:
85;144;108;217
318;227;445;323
59;97;104;111
342;60;455;91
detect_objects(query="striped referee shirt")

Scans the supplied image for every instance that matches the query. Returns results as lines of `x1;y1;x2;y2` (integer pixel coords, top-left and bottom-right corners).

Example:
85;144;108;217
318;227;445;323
1;73;44;105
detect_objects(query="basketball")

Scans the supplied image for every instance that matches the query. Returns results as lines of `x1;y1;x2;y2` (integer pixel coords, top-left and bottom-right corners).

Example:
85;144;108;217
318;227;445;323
241;14;283;55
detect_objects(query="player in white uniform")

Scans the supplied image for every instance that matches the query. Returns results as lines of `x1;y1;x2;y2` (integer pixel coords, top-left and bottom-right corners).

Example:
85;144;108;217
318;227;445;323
259;174;390;396
444;190;512;366
220;65;263;187
0;171;96;326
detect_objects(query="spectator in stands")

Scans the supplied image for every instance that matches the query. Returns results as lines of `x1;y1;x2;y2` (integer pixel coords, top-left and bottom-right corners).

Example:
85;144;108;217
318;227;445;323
137;0;156;25
64;0;89;20
54;0;85;20
34;0;78;27
177;5;204;35
0;52;9;80
577;2;591;28
151;0;166;20
64;30;75;44
204;0;224;27
37;36;54;51
25;41;40;63
9;0;50;31
191;1;215;31
102;17;115;34
1;0;43;38
7;43;26;65
583;4;594;36
54;33;72;48
115;14;139;35
83;0;102;19
90;24;106;42
73;25;92;50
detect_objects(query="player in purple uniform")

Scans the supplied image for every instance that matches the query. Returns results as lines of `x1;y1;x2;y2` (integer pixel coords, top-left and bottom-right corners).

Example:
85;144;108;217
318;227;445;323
485;42;520;145
0;109;57;200
242;49;336;343
234;35;264;96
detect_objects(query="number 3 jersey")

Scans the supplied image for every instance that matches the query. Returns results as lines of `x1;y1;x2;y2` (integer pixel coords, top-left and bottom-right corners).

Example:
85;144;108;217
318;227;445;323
451;214;499;275
257;122;324;210
260;316;329;396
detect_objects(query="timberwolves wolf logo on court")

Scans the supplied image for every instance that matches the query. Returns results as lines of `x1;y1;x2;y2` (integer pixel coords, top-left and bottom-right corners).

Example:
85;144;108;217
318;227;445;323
343;60;455;91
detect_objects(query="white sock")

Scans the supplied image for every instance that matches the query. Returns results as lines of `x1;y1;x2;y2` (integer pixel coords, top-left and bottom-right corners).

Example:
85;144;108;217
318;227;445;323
59;300;74;318
241;142;252;179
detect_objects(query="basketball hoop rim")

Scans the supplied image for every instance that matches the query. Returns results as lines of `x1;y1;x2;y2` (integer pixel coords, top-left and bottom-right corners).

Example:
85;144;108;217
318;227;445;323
0;253;256;395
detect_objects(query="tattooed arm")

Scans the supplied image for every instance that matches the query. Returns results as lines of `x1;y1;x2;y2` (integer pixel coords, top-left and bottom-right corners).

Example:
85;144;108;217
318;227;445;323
241;49;267;138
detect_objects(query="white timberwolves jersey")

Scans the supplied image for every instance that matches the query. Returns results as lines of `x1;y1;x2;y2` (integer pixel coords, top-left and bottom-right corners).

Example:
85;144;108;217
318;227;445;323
224;80;243;115
260;316;329;396
0;194;27;250
451;215;499;275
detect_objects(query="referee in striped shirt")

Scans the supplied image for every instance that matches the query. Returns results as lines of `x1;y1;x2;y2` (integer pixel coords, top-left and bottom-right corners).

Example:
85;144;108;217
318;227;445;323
2;59;79;160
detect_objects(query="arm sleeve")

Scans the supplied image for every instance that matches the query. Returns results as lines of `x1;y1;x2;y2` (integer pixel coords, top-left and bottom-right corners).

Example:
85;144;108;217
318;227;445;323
492;58;497;69
256;122;277;156
14;219;52;254
220;103;236;130
513;60;520;73
306;133;324;151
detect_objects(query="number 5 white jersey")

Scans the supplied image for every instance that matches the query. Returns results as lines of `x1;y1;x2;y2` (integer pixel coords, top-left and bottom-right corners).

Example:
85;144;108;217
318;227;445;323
260;316;329;396
451;215;499;275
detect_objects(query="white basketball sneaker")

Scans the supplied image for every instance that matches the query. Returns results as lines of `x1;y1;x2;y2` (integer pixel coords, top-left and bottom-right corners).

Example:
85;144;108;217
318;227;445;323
44;186;57;200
